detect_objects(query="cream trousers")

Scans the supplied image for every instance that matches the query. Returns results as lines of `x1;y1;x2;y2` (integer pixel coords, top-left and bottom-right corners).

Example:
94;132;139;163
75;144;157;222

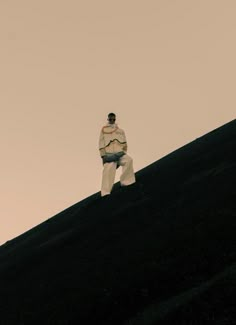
101;154;136;196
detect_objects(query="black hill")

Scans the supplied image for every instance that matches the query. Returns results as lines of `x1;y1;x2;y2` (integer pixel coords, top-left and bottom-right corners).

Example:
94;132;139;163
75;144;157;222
0;120;236;324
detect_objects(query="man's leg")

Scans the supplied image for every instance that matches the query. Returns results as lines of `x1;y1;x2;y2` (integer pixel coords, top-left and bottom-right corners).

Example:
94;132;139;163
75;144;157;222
101;162;117;196
119;154;136;186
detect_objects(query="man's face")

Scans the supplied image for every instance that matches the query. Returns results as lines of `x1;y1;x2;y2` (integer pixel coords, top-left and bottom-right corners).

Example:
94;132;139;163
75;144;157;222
108;116;116;124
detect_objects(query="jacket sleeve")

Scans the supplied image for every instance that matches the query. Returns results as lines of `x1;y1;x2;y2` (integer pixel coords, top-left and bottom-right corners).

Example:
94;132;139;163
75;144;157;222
122;130;128;152
99;130;106;157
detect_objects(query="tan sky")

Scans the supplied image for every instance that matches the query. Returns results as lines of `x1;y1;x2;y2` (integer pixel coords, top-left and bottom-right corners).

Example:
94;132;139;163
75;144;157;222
0;0;235;244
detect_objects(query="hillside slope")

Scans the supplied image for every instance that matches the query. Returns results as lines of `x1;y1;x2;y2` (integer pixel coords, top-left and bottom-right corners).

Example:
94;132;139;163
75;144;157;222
0;120;236;325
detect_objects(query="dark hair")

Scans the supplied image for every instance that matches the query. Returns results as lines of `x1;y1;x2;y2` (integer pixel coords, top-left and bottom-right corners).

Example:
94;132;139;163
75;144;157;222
108;112;116;118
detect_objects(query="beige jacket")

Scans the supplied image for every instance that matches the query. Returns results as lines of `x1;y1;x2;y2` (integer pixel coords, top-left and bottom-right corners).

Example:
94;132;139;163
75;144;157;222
99;124;128;157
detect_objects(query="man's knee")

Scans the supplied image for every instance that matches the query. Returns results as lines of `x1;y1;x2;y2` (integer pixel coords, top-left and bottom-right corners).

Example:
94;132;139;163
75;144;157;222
125;155;133;163
120;154;133;166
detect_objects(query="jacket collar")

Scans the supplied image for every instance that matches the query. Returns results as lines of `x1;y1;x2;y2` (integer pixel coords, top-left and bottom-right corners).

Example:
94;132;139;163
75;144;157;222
102;123;118;134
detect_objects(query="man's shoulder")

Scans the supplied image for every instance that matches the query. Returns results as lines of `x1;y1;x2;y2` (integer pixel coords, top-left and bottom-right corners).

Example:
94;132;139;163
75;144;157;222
116;127;124;132
100;125;109;131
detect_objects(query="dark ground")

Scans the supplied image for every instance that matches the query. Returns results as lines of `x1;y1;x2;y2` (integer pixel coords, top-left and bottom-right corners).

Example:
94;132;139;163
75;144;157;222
0;119;236;325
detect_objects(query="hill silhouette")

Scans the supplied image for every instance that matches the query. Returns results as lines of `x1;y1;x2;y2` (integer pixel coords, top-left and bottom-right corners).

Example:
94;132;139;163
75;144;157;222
0;120;236;325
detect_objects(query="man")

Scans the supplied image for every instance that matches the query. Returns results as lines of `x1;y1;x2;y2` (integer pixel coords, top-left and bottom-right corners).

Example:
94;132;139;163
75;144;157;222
99;113;136;197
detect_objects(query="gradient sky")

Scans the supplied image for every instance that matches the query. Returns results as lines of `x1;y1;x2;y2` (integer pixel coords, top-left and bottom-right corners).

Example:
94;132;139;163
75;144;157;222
1;0;235;244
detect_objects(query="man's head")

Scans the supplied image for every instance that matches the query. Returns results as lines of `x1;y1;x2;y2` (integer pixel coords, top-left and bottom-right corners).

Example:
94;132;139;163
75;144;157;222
107;113;116;124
